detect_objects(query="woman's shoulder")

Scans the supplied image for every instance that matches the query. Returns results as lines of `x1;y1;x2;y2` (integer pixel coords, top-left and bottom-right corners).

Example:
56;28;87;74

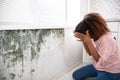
99;32;114;41
95;32;115;45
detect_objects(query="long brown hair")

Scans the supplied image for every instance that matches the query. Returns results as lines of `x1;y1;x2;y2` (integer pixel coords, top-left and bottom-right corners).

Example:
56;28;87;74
75;13;110;41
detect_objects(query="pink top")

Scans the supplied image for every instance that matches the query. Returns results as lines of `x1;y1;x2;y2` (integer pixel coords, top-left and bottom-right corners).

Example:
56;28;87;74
92;32;120;73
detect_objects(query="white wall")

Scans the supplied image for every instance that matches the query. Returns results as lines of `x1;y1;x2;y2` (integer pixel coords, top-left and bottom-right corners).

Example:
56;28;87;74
64;28;83;67
0;0;67;28
90;0;120;21
0;0;33;23
0;0;83;80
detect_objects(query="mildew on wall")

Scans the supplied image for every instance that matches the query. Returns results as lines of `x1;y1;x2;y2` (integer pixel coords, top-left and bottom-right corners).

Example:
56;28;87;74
0;29;64;80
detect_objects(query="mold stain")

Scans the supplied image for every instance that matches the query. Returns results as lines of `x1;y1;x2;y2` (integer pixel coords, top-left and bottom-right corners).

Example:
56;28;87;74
9;73;16;79
21;29;64;60
1;77;6;80
0;29;64;79
1;29;63;68
2;30;23;67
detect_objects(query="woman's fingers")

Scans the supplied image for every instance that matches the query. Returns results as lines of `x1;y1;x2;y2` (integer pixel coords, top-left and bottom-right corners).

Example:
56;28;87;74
73;30;75;34
73;32;85;42
73;31;91;43
85;30;90;37
74;32;84;38
76;39;82;41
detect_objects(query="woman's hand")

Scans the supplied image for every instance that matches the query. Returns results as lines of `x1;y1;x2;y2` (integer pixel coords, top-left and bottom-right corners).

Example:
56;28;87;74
73;30;100;62
73;30;91;43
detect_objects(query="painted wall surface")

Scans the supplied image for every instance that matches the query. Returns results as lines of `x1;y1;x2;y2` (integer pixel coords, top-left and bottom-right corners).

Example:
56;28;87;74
0;0;33;23
0;29;65;80
90;0;120;21
0;0;67;26
0;28;83;80
64;28;83;66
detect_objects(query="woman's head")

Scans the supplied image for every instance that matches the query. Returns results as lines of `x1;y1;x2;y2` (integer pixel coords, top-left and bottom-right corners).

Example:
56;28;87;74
75;13;110;41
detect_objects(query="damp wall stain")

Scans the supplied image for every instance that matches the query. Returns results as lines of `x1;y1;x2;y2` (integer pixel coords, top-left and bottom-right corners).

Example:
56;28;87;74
0;28;64;80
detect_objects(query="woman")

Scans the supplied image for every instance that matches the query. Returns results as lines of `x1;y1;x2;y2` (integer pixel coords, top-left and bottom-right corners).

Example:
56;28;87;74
73;13;120;80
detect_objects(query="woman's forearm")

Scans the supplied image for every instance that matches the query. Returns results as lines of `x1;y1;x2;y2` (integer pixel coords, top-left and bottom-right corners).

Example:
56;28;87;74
84;42;100;62
73;31;100;62
83;43;91;56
